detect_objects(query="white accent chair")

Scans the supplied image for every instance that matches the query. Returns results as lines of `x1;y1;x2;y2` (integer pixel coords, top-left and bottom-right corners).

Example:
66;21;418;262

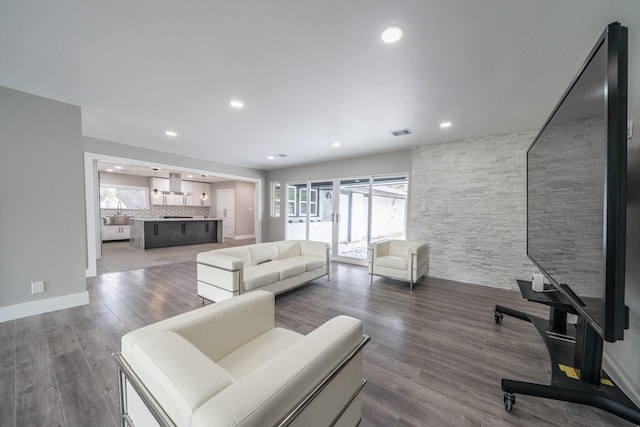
368;240;429;290
113;290;369;427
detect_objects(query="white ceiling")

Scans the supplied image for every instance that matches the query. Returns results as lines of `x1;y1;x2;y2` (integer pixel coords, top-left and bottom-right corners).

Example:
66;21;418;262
1;1;639;170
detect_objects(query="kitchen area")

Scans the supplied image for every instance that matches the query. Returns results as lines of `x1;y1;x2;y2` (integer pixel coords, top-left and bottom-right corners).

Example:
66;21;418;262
97;162;256;274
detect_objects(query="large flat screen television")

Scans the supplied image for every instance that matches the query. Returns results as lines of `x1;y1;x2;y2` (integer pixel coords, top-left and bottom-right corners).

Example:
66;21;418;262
527;22;628;342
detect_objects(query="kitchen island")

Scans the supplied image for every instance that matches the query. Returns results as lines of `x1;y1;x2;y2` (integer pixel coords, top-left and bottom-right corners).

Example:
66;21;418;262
129;218;223;250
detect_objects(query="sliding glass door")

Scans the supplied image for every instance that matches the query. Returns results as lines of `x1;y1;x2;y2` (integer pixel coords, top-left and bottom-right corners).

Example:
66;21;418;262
370;176;407;243
308;181;334;245
285;181;334;246
285;174;408;265
336;178;370;260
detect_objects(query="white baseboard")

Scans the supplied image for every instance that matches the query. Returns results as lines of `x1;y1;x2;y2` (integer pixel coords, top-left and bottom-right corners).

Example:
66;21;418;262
234;234;255;240
0;291;90;323
603;352;640;407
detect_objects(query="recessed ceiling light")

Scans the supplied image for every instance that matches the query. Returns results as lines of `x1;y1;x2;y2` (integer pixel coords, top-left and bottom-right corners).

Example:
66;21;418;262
114;166;123;170
106;168;114;172
187;175;193;178
165;130;177;137
229;100;244;109
440;121;452;128
381;25;404;43
332;142;341;147
267;155;275;160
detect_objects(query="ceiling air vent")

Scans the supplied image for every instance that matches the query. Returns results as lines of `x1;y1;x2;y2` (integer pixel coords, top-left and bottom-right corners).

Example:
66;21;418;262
390;128;412;136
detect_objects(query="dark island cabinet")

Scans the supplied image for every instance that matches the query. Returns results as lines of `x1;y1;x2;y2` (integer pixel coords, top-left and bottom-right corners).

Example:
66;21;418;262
144;221;172;248
135;220;220;249
194;220;217;244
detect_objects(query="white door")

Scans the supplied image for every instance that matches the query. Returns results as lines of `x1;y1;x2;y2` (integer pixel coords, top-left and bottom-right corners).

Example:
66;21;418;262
217;189;235;239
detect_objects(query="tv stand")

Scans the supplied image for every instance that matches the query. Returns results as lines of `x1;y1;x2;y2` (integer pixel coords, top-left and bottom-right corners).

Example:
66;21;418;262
494;280;640;424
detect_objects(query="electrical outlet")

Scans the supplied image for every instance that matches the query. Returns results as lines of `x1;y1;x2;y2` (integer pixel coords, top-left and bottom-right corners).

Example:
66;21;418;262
31;281;44;294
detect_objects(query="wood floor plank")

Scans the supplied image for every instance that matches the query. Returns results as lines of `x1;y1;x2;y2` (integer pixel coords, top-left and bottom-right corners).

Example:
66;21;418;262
1;259;635;426
14;335;66;427
52;350;116;427
73;327;120;420
0;369;15;427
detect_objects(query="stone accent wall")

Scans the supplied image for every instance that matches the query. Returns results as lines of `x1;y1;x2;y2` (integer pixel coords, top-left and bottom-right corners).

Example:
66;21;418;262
409;131;537;289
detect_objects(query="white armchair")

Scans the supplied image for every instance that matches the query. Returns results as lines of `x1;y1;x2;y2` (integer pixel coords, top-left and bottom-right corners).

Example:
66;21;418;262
113;290;369;427
368;240;428;290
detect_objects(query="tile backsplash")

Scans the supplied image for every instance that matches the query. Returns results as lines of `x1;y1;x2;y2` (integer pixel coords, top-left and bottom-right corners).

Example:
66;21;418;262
101;205;211;218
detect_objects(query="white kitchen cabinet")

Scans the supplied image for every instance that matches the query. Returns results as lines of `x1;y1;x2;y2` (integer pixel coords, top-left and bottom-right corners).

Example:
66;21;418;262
102;225;130;241
194;182;212;207
150;177;169;205
189;182;211;207
201;182;212;207
181;181;193;205
149;177;210;206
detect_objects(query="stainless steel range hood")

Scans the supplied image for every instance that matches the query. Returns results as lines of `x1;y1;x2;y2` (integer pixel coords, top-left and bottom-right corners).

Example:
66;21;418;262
165;173;191;195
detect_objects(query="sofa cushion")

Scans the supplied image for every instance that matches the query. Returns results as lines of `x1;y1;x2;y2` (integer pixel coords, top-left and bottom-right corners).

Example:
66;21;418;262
243;265;281;291
190;315;363;427
272;258;307;280
130;331;234;427
295;255;326;272
218;327;302;379
388;240;413;256
276;240;301;259
376;255;407;270
248;242;279;266
201;246;251;267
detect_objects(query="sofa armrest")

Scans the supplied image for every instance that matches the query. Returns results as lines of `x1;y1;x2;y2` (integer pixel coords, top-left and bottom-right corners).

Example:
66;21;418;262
298;240;330;258
197;252;244;271
369;240;390;257
408;241;428;255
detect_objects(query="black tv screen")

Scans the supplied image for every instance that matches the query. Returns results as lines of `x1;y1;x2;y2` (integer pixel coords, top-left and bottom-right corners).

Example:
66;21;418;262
527;22;628;342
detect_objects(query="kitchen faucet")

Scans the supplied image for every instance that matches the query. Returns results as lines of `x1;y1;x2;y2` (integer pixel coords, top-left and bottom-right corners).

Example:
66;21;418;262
117;201;122;216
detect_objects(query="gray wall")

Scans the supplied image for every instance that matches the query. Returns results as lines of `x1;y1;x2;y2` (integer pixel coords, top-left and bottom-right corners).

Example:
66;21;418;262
100;171;149;188
410;130;537;288
265;150;412;241
0;86;86;308
235;181;256;237
211;181;256;238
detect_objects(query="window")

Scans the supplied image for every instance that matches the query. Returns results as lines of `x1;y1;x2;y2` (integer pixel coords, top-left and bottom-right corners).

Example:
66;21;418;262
271;182;281;217
299;188;308;215
100;185;149;210
309;188;318;216
287;186;296;216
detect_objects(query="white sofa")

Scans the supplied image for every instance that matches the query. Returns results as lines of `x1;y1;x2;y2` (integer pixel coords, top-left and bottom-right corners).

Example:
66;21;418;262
113;290;369;427
368;239;429;290
196;240;330;302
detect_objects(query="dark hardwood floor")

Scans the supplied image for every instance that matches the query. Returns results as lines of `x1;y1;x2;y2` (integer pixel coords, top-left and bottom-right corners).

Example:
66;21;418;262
0;261;633;426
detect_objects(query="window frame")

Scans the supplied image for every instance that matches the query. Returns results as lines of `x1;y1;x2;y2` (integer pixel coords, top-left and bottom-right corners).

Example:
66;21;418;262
270;181;281;218
99;184;150;210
